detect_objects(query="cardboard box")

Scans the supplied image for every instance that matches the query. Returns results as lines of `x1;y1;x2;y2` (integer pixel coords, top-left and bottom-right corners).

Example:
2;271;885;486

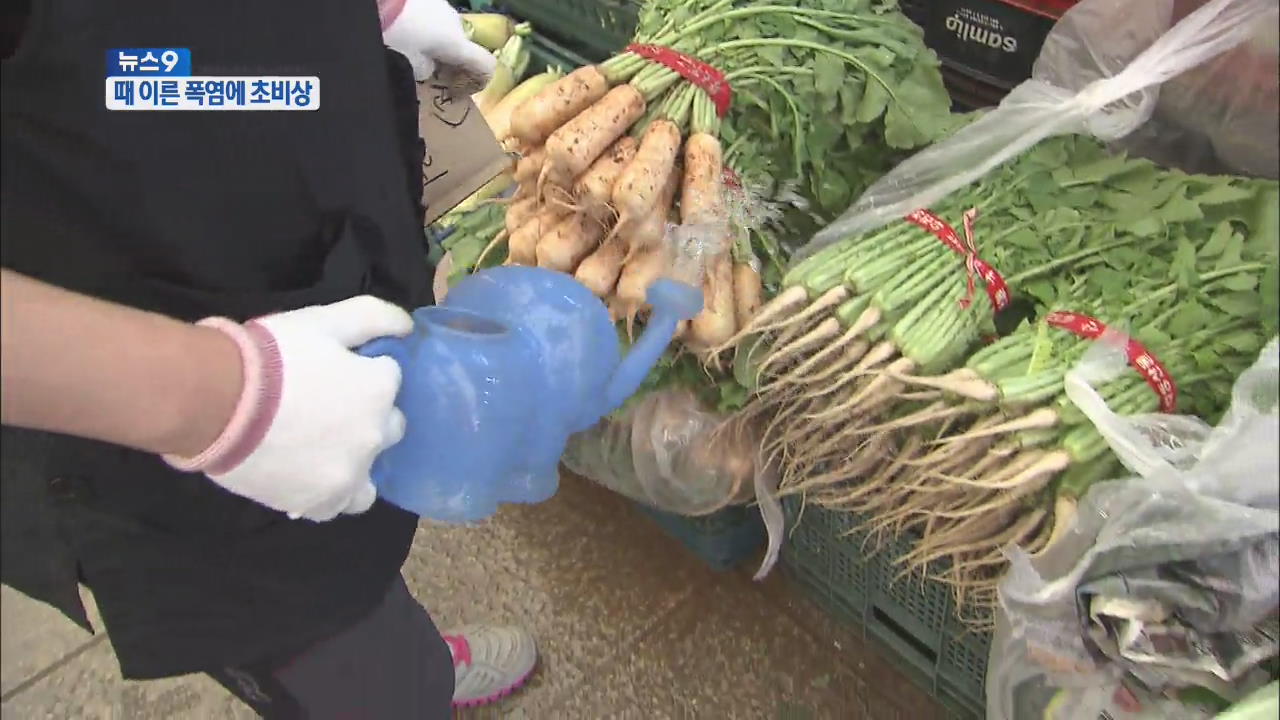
416;77;510;226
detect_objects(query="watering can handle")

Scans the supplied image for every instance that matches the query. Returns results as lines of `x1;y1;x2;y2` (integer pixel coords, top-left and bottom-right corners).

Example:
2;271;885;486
356;336;406;363
603;278;704;413
353;336;410;491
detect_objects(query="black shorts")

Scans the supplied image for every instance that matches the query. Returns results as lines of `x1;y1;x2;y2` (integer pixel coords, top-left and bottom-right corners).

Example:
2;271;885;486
207;577;454;719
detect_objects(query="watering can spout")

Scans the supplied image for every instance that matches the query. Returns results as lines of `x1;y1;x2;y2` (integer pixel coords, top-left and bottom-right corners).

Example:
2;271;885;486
603;278;704;413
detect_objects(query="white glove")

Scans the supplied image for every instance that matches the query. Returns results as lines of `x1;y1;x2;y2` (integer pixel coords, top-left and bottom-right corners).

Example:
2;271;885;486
383;0;497;83
166;297;412;521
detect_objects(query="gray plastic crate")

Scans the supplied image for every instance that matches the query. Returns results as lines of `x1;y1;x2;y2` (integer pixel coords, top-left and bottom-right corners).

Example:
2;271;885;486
637;502;766;572
782;499;991;720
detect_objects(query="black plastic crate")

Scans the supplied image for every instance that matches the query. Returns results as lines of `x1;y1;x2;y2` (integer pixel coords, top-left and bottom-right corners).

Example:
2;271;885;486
464;0;598;72
526;31;593;75
908;0;1079;109
491;0;639;63
901;0;929;27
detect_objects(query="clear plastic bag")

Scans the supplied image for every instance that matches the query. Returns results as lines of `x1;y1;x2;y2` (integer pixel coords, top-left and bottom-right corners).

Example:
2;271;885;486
561;388;759;517
1105;1;1279;179
799;0;1279;260
561;387;785;579
1218;682;1280;720
986;338;1280;720
663;220;723;290
1063;332;1280;509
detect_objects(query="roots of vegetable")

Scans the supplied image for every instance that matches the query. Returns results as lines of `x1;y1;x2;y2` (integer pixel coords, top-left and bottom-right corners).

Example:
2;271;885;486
772;306;882;388
894;367;998;402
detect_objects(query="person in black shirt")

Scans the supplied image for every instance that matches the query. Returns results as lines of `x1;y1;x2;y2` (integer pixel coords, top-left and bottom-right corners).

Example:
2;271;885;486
1;0;536;715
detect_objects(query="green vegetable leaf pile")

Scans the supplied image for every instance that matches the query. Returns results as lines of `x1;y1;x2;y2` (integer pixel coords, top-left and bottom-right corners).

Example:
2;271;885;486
628;0;954;228
925;133;1279;427
617;0;958;404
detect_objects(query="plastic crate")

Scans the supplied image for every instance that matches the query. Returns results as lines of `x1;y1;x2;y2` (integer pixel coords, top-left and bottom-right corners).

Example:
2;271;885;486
906;0;1080;109
900;0;929;27
463;0;595;74
525;31;593;76
637;503;766;572
491;0;639;62
781;499;991;720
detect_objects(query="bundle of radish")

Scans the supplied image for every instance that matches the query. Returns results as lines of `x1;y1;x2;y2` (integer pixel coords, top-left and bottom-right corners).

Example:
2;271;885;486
471;24;533;119
460;0;953;406
727;134;1279;620
460;13;519;52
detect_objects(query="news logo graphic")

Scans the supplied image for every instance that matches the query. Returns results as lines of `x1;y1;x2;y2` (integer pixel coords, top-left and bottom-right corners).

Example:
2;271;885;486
105;48;320;111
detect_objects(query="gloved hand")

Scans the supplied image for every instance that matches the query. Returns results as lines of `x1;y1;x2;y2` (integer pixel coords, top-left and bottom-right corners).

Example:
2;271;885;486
165;296;412;521
381;0;497;84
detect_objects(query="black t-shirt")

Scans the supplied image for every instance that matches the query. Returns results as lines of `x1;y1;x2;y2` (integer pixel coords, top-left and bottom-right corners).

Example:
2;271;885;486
1;1;431;678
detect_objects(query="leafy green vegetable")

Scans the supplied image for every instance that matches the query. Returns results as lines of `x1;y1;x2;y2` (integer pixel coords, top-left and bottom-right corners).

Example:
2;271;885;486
437;203;505;285
601;0;958;400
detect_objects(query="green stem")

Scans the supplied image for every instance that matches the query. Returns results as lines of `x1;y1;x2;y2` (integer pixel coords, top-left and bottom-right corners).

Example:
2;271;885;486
633;67;682;102
833;293;873;325
696;88;714;136
630;102;662;140
724;66;813;81
1005;238;1137;285
729;224;754;265
847;229;936;281
1117;262;1270;315
793;16;912;55
890;270;962;342
723;136;747;165
703;39;898;118
667;5;879;46
648;0;734;45
1167;321;1253;350
876;250;957;312
696;88;722;136
729;71;804;174
706;37;936;140
899;297;964;363
602;53;648;84
662;83;698;132
755;229;787;284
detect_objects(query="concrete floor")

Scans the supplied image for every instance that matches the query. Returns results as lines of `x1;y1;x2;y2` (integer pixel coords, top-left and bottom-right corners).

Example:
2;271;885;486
1;474;940;719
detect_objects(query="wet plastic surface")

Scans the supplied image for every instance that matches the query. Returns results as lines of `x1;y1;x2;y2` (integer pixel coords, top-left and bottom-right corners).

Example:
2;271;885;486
361;265;701;522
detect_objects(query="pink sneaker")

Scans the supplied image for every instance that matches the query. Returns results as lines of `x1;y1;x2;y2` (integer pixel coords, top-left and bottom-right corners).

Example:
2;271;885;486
444;625;538;709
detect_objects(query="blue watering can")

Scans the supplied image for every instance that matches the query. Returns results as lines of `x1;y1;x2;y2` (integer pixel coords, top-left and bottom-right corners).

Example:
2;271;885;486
358;266;703;523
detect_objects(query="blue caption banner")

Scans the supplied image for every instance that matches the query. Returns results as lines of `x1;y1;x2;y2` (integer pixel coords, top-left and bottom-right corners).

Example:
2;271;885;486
106;48;191;76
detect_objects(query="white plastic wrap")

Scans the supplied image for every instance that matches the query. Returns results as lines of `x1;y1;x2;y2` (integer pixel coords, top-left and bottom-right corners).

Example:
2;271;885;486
1218;682;1280;720
799;0;1279;260
561;388;759;516
1063;333;1279;508
985;338;1280;720
1107;0;1279;179
663;220;723;290
561;387;785;580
